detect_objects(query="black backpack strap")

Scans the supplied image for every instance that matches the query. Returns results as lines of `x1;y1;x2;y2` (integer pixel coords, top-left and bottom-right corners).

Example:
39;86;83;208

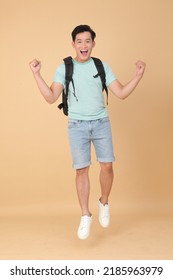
63;56;78;101
58;56;77;116
63;56;74;94
92;57;108;104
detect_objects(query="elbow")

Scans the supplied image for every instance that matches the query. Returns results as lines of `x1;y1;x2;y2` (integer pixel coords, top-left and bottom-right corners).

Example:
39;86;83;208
116;93;126;100
114;89;126;100
118;89;128;100
48;100;55;104
45;98;56;104
120;95;127;100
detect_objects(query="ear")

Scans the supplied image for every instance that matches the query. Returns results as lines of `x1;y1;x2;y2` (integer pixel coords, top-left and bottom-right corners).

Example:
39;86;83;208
72;41;75;48
92;41;96;48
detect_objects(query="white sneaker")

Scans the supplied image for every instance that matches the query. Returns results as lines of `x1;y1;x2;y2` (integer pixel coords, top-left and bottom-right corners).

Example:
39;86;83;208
77;215;92;240
98;200;110;228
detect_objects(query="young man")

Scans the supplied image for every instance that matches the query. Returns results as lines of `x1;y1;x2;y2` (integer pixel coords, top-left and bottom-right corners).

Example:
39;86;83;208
29;25;146;240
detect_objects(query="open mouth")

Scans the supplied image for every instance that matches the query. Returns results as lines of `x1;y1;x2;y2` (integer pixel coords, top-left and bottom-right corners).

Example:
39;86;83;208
80;50;88;55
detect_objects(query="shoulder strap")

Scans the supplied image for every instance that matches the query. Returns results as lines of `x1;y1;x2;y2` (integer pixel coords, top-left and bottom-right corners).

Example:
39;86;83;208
63;56;73;94
63;56;77;101
58;56;77;116
92;57;108;104
57;57;74;116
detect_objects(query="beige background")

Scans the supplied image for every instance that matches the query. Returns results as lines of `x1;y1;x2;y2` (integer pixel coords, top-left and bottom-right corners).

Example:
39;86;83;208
0;0;173;259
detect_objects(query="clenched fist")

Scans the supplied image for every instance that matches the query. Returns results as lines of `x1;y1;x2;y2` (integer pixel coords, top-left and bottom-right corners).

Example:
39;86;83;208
135;60;146;78
29;59;41;74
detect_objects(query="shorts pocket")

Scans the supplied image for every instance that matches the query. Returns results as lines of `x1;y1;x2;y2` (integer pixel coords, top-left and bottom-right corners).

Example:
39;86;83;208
68;119;81;129
98;117;110;124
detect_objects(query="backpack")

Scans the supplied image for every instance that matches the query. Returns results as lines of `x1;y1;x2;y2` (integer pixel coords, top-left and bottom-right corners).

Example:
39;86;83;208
58;56;108;116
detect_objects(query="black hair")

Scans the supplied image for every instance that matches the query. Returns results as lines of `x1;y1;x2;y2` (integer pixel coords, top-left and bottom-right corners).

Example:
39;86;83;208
71;25;96;41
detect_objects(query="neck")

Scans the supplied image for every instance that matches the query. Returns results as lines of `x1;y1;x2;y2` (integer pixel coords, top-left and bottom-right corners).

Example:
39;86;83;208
74;56;91;63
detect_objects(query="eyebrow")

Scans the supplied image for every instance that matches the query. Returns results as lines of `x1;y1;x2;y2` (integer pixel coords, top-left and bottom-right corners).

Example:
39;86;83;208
76;38;92;42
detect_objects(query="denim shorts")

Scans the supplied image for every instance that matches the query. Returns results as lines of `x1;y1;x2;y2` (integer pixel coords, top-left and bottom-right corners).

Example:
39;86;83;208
68;117;115;169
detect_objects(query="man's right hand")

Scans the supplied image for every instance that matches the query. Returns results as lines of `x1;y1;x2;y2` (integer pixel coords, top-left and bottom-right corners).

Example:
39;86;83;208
29;59;41;74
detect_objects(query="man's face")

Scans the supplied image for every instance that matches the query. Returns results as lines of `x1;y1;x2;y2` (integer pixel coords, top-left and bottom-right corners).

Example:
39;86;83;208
72;31;95;63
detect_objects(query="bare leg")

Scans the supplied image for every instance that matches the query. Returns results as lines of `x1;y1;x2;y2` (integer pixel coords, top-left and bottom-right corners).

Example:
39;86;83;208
76;166;91;216
99;162;114;205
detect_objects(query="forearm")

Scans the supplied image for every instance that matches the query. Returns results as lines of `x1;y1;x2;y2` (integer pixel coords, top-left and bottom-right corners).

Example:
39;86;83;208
120;75;142;99
109;60;146;100
33;72;56;104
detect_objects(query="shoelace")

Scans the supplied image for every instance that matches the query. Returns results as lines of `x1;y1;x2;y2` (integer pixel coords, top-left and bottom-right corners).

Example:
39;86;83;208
102;205;109;217
80;217;90;229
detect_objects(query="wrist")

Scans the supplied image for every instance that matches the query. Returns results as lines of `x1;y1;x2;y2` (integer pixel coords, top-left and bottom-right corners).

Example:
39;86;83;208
33;71;41;79
135;73;143;81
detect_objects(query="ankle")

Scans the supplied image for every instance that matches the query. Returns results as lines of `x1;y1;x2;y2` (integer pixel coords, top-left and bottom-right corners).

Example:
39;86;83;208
82;211;92;217
99;197;108;206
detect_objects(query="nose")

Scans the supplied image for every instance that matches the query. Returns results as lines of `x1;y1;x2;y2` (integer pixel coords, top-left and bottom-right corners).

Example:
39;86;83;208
82;41;87;48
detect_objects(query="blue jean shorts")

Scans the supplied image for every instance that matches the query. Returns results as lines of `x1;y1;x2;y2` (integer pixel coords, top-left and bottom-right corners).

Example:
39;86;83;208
68;117;115;169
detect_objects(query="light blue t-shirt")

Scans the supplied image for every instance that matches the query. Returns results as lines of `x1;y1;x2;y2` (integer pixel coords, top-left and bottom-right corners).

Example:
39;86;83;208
54;58;116;120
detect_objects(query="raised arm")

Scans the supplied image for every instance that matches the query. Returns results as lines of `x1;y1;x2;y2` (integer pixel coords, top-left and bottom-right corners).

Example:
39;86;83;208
108;60;146;100
29;59;63;104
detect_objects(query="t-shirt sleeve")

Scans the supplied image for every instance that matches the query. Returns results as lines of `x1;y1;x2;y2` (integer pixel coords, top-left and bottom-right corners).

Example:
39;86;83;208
53;64;65;86
103;62;117;87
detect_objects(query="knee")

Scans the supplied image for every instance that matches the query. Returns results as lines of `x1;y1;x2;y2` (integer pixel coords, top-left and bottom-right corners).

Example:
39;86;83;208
76;166;89;176
100;162;113;174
